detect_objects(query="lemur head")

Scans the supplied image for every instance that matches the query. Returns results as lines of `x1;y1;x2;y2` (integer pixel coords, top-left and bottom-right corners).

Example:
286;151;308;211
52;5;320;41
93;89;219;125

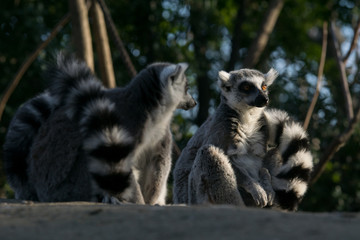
149;62;197;110
218;68;278;111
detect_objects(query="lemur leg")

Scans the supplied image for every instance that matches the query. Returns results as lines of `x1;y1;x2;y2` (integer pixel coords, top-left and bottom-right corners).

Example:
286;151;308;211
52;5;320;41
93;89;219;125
140;156;171;205
173;167;191;204
173;146;199;204
140;130;172;205
188;145;244;206
131;176;146;204
141;155;171;205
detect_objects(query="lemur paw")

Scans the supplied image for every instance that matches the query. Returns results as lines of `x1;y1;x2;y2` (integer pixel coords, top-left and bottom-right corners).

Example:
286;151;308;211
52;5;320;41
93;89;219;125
260;168;275;206
246;182;268;208
102;195;122;205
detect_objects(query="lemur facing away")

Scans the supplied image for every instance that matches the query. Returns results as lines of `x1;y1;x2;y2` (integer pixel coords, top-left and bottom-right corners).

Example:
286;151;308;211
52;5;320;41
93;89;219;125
173;68;313;211
3;54;196;205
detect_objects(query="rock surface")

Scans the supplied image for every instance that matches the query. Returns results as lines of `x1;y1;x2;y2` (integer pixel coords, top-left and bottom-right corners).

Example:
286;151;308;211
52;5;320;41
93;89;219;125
0;199;359;240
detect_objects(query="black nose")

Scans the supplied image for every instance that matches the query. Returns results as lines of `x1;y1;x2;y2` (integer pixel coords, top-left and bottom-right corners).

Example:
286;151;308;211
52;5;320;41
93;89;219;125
254;94;269;107
184;98;197;110
177;97;197;110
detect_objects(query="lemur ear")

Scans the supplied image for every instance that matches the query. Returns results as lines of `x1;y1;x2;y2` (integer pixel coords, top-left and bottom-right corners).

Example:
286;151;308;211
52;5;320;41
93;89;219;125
219;71;230;82
218;71;231;92
177;62;189;72
265;68;278;86
160;63;189;85
169;63;188;83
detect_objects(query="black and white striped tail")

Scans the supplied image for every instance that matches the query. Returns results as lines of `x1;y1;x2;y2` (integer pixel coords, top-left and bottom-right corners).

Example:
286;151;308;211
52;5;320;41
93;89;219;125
49;54;133;199
3;92;56;199
46;53;105;121
265;109;313;211
80;97;135;198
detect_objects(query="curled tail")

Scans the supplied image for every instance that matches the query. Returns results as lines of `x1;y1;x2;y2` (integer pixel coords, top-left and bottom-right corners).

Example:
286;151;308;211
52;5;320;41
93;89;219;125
47;53;105;121
48;54;133;200
265;109;313;210
3;92;56;199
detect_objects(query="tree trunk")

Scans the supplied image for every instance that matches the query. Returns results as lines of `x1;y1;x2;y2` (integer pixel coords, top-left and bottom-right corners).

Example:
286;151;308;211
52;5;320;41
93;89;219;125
90;0;116;88
243;0;285;68
226;0;247;72
96;0;137;78
69;0;94;71
190;3;211;126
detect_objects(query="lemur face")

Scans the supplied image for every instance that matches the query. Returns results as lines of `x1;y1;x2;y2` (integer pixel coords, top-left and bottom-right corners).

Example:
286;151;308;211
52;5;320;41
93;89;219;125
158;63;197;110
218;68;278;110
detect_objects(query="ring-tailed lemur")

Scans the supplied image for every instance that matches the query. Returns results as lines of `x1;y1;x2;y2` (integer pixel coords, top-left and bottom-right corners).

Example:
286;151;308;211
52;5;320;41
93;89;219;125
3;54;196;204
173;68;313;211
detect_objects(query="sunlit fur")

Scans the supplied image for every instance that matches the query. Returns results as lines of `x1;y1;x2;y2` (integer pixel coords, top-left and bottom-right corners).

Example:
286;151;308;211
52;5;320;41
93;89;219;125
3;53;196;204
173;68;313;211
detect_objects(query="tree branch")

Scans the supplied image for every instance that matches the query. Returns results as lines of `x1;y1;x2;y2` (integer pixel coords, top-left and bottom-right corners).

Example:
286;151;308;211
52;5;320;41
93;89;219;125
226;0;246;71
68;0;94;71
90;0;116;88
0;13;71;121
311;106;360;184
303;22;328;130
243;0;285;68
96;0;137;78
311;21;360;184
330;21;354;121
342;19;360;64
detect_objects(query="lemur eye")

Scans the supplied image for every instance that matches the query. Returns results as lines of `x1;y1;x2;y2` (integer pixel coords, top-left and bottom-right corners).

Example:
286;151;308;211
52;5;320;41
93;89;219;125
239;82;252;92
262;85;267;91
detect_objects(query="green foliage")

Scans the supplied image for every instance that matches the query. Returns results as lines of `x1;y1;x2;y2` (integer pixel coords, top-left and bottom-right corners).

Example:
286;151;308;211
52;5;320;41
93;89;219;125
1;0;359;211
301;130;360;211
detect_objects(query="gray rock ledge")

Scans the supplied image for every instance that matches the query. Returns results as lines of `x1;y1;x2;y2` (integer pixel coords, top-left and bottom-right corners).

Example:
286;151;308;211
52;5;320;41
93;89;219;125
0;199;359;240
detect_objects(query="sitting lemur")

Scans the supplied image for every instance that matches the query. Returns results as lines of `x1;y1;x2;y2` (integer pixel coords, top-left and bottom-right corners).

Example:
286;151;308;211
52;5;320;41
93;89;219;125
173;68;313;211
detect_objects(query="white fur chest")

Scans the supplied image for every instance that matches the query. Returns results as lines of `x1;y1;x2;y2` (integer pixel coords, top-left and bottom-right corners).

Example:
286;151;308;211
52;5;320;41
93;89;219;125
142;106;173;149
227;119;266;179
229;120;266;157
